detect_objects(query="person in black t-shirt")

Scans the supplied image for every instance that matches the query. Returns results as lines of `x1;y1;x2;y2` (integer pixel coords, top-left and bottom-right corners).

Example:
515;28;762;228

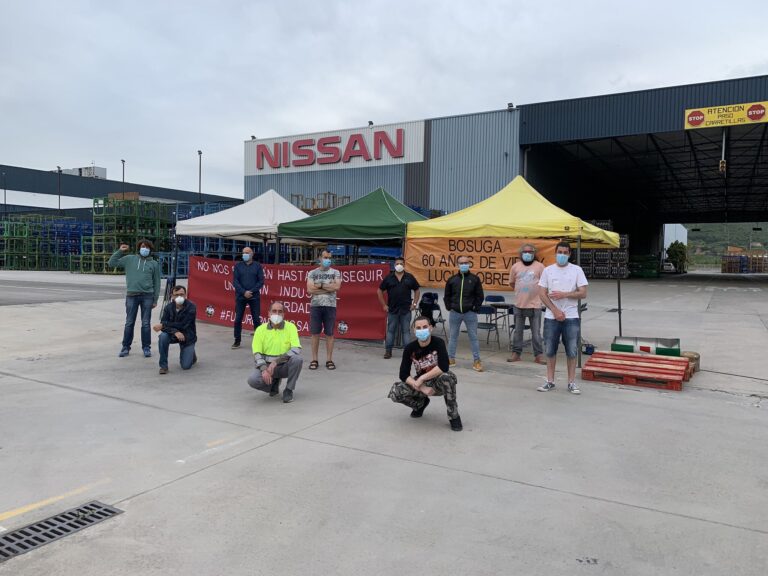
388;316;462;431
377;257;420;359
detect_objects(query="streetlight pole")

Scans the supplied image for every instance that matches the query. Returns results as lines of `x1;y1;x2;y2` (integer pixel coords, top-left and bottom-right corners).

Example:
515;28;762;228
2;170;6;218
56;166;62;214
197;150;202;204
121;159;125;200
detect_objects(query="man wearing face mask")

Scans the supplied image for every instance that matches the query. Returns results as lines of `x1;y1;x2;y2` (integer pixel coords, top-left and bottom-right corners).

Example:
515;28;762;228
306;250;342;370
507;243;546;364
377;257;420;359
443;256;485;372
247;301;303;403
232;247;264;349
153;285;197;374
388;316;462;431
109;239;161;358
537;241;588;394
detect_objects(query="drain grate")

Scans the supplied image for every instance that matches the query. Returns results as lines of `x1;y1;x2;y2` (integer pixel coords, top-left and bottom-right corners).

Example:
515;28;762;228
0;501;122;563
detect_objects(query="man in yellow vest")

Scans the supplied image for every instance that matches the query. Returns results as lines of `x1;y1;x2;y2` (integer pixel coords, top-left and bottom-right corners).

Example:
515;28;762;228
247;301;303;403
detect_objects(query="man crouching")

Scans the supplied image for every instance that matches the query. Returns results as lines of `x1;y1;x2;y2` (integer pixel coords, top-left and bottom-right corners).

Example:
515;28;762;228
247;301;303;403
388;316;463;431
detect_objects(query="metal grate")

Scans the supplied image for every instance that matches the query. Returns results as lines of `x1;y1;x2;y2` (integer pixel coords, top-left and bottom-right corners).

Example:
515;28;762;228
0;501;122;563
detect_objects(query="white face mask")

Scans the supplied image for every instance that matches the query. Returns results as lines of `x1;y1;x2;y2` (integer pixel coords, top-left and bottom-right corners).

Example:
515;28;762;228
174;296;185;305
270;313;284;325
394;264;404;273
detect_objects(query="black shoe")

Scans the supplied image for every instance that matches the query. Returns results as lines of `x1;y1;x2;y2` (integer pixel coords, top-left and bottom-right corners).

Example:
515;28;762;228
231;340;241;349
283;389;294;403
410;397;430;418
192;353;198;365
450;416;463;431
269;379;281;397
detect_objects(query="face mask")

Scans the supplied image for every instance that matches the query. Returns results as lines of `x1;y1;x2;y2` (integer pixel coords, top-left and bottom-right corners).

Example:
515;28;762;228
414;328;431;342
174;296;185;305
521;253;534;263
270;313;284;325
556;253;570;266
242;253;251;262
322;258;332;268
394;264;404;273
459;264;470;274
139;247;150;257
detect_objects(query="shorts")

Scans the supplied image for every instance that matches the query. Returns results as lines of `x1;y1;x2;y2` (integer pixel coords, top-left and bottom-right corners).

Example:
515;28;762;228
543;318;580;358
310;305;337;336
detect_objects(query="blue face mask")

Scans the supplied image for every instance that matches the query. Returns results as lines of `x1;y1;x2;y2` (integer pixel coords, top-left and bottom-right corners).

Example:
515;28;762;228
242;253;251;262
459;264;470;274
414;328;431;342
139;247;150;257
322;258;332;268
556;253;570;266
521;253;534;263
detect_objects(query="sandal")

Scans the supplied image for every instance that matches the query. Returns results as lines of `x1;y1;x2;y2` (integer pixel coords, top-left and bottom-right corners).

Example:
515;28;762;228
325;360;336;370
309;360;319;370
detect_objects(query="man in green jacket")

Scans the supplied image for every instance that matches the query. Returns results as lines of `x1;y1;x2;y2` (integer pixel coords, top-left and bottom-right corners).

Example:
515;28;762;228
108;239;162;358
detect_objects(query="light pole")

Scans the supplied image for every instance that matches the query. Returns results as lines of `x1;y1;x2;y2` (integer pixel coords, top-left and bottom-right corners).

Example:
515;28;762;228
121;159;125;200
56;166;62;214
2;170;6;218
197;150;202;204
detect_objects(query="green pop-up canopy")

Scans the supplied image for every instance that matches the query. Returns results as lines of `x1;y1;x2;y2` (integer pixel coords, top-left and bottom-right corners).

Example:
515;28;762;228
277;187;427;242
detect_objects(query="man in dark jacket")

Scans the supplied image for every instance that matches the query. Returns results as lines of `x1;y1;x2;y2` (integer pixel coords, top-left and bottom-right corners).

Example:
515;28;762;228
443;255;485;372
153;285;197;374
232;247;264;349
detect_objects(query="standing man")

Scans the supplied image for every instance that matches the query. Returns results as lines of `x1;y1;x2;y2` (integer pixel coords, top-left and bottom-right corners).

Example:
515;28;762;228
232;246;264;349
388;315;462;431
507;243;546;364
444;256;485;372
306;250;342;370
537;241;588;394
153;285;197;374
247;301;303;403
377;257;420;359
109;239;161;358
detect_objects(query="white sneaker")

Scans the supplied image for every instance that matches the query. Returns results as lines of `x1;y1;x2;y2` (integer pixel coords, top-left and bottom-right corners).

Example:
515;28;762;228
568;382;581;395
537;381;555;392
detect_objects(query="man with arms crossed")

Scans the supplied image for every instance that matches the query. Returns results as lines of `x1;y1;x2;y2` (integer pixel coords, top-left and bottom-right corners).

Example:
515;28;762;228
507;242;546;364
306;250;342;370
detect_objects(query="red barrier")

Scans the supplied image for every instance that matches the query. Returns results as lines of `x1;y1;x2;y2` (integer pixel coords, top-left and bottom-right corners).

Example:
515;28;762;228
187;256;388;340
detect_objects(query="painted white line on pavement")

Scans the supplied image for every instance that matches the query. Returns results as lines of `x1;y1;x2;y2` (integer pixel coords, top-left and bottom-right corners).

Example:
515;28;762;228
0;284;123;294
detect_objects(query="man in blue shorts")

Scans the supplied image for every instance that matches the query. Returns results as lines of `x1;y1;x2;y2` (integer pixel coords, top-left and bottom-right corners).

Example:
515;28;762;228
306;250;342;370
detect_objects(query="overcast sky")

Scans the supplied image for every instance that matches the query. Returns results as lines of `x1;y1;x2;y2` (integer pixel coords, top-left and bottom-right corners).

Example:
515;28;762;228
1;0;766;205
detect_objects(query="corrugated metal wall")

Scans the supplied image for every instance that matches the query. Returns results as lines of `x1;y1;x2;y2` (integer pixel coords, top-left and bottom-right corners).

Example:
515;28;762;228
519;75;768;144
428;110;521;213
245;164;407;204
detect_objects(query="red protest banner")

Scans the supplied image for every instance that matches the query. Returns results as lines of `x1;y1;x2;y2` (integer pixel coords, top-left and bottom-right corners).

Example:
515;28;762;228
187;256;388;340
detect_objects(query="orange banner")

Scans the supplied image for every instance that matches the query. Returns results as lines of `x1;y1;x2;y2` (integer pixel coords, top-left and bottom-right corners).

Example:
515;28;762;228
405;237;559;291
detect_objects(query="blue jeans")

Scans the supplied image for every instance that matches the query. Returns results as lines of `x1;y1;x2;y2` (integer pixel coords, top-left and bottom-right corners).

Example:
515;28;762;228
543;318;580;358
448;310;480;361
234;296;260;342
158;332;196;370
385;311;413;351
123;293;154;349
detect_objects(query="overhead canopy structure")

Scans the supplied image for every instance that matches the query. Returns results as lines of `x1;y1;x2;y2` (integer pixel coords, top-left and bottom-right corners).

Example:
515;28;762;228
277;187;427;242
407;176;619;248
175;189;308;240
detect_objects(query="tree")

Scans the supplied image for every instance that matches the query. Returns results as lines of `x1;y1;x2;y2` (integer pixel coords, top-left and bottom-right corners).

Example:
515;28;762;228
666;241;688;273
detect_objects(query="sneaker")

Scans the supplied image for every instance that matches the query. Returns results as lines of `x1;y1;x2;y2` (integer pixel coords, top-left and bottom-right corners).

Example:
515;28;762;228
450;416;463;431
269;379;281;397
568;382;581;395
231;340;241;349
383;350;392;359
410;397;430;418
282;389;294;403
472;360;484;372
449;358;456;366
159;367;168;375
118;347;130;358
507;353;521;363
143;347;152;358
537;381;555;392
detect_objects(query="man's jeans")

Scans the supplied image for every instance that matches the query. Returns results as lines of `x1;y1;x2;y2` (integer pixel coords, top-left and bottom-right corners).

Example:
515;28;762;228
234;296;260;342
511;307;543;356
543;318;581;358
448;311;480;361
385;311;413;351
158;332;196;370
123;293;153;350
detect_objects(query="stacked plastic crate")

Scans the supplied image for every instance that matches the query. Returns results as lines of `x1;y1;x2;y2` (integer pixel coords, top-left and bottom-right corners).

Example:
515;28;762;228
581;220;629;280
0;214;93;271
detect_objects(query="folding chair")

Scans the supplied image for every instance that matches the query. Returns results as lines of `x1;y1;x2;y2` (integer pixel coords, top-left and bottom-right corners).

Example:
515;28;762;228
484;294;509;331
418;292;447;339
476;304;501;349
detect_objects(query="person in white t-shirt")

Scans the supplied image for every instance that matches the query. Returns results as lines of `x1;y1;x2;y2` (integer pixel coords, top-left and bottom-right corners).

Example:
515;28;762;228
537;241;588;394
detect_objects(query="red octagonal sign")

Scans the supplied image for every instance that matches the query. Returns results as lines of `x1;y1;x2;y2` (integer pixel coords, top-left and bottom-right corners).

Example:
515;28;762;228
747;104;766;122
687;110;705;126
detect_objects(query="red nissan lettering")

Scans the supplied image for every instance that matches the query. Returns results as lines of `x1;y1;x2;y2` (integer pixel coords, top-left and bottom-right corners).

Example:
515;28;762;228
317;136;342;164
292;139;316;167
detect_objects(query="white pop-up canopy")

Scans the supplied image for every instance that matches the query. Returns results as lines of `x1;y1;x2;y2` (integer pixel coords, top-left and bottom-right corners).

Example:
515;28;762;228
175;189;308;240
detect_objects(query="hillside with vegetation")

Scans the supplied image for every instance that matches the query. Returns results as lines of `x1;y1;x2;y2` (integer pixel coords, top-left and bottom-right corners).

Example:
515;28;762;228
686;222;767;268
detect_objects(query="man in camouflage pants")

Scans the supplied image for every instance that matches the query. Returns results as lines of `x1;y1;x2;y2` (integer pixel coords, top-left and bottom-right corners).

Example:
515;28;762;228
388;316;463;431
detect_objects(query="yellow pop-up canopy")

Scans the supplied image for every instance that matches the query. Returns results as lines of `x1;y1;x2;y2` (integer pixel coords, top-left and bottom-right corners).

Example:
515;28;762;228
406;176;619;249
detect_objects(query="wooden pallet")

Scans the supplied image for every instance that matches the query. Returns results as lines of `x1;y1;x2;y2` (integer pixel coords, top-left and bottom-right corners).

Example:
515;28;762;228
582;351;689;391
